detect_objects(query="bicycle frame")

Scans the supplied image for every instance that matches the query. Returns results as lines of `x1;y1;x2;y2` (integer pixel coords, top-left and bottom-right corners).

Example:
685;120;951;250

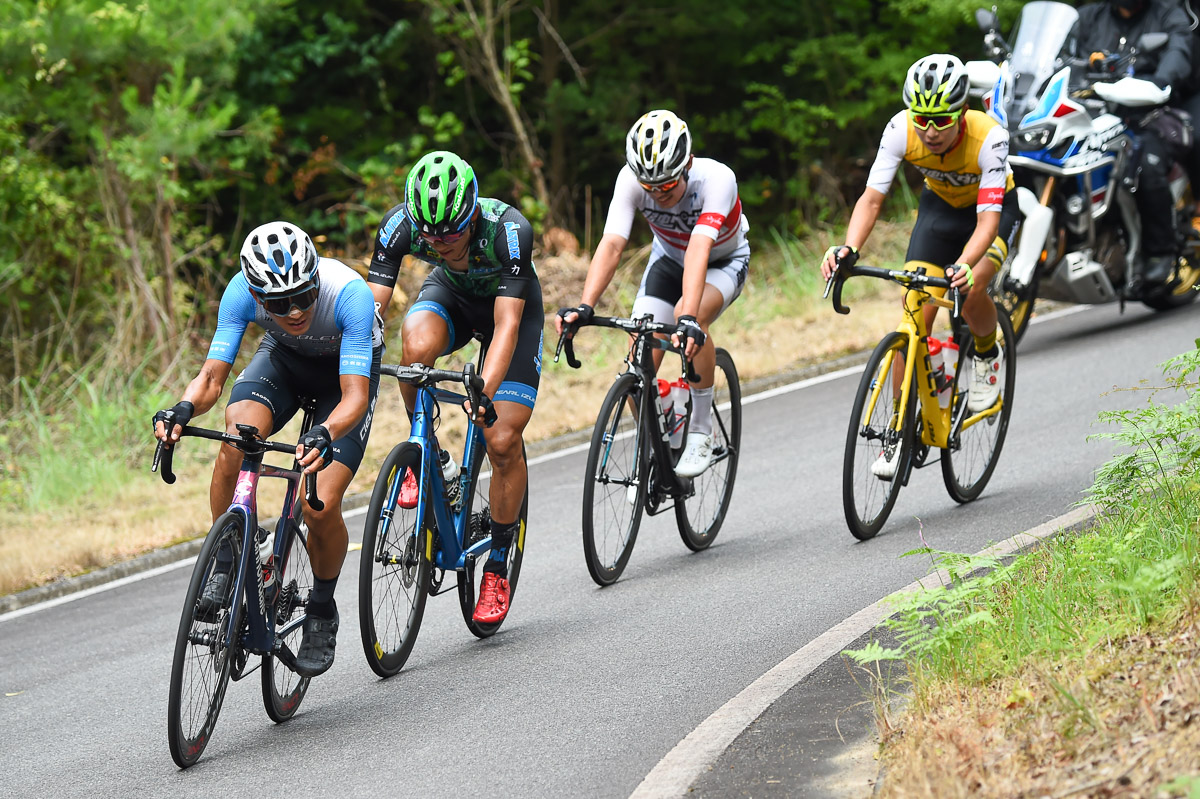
842;266;1004;452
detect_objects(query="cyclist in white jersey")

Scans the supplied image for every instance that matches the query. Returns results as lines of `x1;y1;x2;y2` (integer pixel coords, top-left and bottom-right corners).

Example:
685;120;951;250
555;109;749;477
153;221;383;678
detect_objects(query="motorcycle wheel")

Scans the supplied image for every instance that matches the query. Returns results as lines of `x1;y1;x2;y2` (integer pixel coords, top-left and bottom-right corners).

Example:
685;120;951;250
990;259;1038;345
1142;256;1200;311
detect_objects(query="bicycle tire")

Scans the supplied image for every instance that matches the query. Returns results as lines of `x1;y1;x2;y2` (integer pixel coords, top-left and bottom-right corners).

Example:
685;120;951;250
582;372;647;585
457;444;528;638
990;255;1037;346
941;302;1017;503
167;511;245;768
843;332;915;540
261;520;312;721
676;348;741;551
358;442;432;678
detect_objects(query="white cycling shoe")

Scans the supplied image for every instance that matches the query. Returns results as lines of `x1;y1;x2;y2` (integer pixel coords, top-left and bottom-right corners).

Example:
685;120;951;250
871;447;902;480
674;432;714;478
968;349;1005;413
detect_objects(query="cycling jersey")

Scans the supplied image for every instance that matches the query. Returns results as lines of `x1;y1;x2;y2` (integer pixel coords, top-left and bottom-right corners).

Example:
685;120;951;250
867;109;1014;212
369;198;537;300
206;258;382;377
602;157;750;263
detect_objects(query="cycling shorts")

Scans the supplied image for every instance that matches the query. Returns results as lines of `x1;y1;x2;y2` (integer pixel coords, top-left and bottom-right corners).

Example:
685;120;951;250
228;335;382;475
404;268;544;409
906;187;1021;269
630;241;749;324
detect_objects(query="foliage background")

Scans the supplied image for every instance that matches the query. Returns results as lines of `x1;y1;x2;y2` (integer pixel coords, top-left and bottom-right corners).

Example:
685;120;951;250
0;0;1026;508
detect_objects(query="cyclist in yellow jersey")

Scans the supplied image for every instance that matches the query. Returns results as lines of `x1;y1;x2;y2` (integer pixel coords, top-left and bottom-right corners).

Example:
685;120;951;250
821;53;1021;478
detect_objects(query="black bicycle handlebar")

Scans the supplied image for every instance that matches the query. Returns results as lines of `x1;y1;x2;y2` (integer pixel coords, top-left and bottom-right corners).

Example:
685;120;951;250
554;315;702;383
152;425;324;511
824;263;963;319
380;361;494;426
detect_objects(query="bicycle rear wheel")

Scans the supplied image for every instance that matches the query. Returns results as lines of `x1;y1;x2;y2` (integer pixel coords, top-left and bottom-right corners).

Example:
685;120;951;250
167;511;245;768
359;442;432;678
676;348;741;551
941;303;1017;502
582;372;647;585
843;332;914;540
262;520;312;721
458;445;528;638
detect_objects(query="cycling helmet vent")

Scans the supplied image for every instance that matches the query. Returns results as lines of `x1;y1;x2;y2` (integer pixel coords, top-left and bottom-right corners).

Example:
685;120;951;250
405;151;479;236
239;221;318;295
625;110;692;184
903;54;969;115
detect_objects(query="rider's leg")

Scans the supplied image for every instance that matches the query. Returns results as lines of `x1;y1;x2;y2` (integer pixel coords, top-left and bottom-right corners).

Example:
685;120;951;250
483;400;533;539
397;309;452;412
1132;129;1178;287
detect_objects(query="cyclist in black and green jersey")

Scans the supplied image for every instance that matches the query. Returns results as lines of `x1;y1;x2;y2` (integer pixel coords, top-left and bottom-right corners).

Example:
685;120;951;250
367;150;542;626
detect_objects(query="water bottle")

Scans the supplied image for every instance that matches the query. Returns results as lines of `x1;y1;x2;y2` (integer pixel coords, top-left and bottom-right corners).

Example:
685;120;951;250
440;449;462;510
256;527;275;589
926;337;951;408
657;378;673;433
669;378;690;449
943;336;959;386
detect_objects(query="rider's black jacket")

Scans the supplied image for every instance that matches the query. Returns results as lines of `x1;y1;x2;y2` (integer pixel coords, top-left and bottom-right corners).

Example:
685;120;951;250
1070;0;1193;90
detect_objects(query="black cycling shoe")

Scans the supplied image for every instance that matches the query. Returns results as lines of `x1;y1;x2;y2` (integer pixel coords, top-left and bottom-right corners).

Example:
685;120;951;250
195;571;231;622
1144;254;1176;286
293;605;339;678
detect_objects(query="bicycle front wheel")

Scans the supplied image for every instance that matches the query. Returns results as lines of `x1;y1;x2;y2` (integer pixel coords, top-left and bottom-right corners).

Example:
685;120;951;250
676;348;741;551
359;442;432;678
582;372;646;585
262;520;312;721
458;445;528;638
167;511;245;768
843;332;914;540
941;302;1017;503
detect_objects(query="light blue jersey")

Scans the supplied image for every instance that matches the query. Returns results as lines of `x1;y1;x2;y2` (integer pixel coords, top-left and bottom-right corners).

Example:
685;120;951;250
206;257;382;377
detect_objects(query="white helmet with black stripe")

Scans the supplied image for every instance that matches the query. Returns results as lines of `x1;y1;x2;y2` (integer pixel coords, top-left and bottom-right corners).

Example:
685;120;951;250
625;109;692;185
239;221;319;295
903;54;969;115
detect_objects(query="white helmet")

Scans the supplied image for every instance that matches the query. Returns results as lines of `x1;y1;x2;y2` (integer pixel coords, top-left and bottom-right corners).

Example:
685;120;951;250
903;54;969;115
239;221;319;295
625;110;692;184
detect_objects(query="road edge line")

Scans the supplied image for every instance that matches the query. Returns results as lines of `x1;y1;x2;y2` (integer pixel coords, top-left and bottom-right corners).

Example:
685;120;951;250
628;504;1097;799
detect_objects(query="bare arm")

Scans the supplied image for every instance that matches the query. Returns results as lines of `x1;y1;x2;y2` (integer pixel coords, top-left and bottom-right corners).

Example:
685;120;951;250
679;233;715;319
154;358;233;444
554;233;627;334
822;188;885;278
296;372;371;472
952;210;1001;287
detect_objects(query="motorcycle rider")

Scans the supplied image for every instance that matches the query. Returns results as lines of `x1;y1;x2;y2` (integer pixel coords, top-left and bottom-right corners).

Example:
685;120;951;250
1071;0;1194;293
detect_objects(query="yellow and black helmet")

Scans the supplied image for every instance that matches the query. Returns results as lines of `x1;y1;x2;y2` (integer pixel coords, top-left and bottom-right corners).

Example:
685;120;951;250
903;54;969;115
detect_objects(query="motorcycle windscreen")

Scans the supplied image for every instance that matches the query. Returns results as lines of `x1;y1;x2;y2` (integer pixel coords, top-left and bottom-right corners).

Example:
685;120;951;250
1007;2;1080;120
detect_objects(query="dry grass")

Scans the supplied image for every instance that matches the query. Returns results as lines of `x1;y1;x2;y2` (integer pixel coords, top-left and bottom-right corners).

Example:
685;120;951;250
876;608;1200;799
1;221;923;596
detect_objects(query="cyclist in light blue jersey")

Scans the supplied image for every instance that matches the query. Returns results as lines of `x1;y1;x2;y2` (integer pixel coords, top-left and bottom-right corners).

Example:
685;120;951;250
153;221;383;678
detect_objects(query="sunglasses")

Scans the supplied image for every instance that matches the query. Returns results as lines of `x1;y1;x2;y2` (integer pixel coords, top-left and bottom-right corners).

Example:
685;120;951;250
425;227;469;244
639;177;682;195
256;281;320;316
910;110;963;131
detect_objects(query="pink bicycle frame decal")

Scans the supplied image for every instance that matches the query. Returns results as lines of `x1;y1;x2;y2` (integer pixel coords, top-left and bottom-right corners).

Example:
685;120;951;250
232;470;259;513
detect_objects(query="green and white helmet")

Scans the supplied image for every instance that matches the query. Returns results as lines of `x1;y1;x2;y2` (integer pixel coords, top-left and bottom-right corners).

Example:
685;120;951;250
903;54;969;115
405;151;479;237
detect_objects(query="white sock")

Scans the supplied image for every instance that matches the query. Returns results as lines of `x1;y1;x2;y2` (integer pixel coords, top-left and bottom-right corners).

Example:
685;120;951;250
689;386;714;437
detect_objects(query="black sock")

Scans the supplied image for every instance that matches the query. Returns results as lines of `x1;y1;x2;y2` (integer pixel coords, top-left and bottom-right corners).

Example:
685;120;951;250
484;519;519;577
308;576;338;618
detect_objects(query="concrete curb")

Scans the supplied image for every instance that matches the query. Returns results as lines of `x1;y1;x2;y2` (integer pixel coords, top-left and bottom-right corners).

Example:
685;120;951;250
0;350;874;617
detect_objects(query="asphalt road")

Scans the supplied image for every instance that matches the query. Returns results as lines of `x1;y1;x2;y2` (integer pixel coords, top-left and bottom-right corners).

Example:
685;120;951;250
2;300;1197;798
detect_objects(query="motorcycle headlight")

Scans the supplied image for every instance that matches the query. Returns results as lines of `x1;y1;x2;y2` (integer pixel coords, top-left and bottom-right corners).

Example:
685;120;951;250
1012;125;1054;152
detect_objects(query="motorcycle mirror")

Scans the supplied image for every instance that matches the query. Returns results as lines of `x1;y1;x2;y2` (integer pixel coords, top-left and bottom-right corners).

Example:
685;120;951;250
975;7;998;33
1137;32;1168;54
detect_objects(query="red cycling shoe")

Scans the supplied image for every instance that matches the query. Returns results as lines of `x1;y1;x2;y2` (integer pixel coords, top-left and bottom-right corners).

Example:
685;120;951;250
472;572;510;624
399;467;419;509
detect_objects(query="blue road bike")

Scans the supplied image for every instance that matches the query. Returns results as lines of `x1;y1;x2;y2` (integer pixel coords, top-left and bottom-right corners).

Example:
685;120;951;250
358;355;527;679
155;402;323;768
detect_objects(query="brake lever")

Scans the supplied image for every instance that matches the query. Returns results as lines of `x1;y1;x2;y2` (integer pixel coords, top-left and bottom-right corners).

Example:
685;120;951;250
152;439;177;485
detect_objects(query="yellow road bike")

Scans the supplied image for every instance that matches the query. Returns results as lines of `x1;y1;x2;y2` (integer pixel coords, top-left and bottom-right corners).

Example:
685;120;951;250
826;263;1017;540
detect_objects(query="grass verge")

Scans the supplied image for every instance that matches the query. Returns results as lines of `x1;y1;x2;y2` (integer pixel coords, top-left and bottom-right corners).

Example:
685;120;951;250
848;343;1200;797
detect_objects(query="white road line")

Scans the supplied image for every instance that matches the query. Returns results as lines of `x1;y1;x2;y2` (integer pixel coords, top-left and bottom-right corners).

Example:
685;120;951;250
628;504;1096;799
1;304;1095;620
0;559;196;624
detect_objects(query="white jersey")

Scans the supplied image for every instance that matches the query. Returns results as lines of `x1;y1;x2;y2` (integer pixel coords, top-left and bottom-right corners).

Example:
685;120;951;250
602;157;750;263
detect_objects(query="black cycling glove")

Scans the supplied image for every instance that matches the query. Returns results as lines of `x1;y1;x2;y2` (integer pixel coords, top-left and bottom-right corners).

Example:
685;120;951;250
299;424;333;469
834;245;859;270
153;401;194;436
676;315;707;351
556;303;594;327
475;394;499;428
